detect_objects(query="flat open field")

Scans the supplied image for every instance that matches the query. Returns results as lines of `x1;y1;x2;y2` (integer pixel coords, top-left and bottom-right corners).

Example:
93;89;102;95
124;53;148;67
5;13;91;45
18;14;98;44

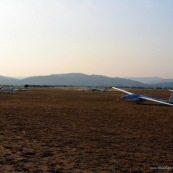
0;88;173;173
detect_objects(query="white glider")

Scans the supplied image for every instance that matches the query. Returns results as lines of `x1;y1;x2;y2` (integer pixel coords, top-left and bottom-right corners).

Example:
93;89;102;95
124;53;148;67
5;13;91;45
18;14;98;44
112;87;173;106
88;87;108;92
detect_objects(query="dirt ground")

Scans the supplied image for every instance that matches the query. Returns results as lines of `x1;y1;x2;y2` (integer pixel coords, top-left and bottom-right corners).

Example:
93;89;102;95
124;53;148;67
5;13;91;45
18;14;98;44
0;88;173;173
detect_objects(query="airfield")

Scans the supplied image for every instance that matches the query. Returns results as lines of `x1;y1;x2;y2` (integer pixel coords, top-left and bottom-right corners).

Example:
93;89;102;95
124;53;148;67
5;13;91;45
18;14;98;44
0;88;173;173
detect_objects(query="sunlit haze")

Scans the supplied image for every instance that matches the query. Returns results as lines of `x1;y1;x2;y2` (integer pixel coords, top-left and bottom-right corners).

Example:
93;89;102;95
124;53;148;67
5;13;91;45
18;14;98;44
0;0;173;78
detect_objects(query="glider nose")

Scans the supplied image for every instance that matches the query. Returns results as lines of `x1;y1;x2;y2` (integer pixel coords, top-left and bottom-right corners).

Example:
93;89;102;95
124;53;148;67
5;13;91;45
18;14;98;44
121;96;126;100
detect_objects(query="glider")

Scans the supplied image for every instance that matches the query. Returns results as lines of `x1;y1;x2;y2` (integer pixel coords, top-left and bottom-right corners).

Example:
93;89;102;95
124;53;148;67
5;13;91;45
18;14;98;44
112;87;173;106
88;87;108;92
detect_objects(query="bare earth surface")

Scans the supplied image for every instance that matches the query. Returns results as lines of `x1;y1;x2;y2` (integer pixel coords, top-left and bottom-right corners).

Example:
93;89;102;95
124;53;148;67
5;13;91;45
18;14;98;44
0;88;173;173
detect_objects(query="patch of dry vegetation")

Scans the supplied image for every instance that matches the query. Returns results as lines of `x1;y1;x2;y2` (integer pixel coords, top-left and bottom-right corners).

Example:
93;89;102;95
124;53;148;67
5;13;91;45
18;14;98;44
0;88;173;172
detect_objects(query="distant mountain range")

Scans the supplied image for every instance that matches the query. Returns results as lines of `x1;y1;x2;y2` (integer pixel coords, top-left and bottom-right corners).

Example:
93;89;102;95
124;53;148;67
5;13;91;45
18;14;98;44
0;76;20;86
0;73;173;88
126;77;173;88
126;77;173;84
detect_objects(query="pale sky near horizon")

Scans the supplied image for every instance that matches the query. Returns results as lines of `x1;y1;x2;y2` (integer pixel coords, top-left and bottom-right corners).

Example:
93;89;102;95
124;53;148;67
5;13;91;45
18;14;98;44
0;0;173;78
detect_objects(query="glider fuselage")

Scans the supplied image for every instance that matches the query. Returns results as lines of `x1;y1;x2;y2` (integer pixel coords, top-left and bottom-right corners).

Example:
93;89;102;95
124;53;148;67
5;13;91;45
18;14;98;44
121;94;142;102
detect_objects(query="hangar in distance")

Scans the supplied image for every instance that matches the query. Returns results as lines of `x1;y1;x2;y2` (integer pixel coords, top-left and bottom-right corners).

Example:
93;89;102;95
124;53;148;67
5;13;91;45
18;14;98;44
112;87;173;106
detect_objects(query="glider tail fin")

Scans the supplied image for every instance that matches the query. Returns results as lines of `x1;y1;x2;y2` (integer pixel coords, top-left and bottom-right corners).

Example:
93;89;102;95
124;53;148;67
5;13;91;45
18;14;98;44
10;88;15;93
168;90;173;103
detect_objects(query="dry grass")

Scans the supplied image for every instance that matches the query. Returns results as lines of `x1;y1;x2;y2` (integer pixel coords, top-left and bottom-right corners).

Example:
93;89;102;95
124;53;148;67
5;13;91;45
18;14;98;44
0;88;173;173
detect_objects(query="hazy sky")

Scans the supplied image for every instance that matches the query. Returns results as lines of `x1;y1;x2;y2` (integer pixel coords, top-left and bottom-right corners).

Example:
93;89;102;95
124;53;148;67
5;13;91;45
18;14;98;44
0;0;173;78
